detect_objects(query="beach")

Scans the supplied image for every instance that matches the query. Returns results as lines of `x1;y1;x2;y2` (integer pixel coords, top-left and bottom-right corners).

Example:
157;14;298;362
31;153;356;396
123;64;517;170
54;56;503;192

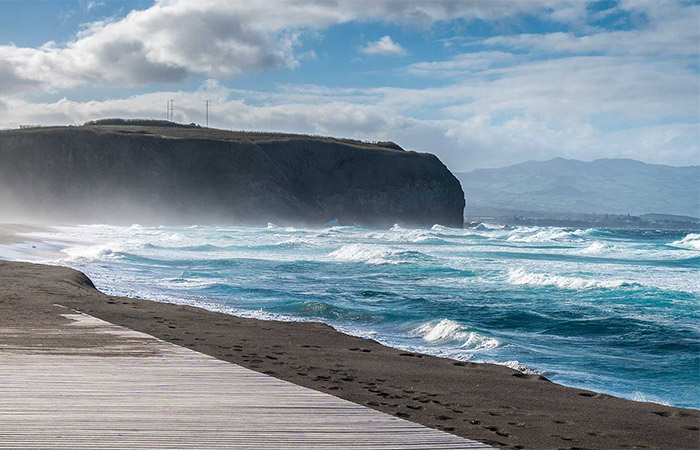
1;0;698;448
0;254;697;450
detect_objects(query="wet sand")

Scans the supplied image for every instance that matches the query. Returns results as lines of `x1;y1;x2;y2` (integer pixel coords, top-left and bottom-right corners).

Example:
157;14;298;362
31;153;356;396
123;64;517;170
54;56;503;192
0;259;698;449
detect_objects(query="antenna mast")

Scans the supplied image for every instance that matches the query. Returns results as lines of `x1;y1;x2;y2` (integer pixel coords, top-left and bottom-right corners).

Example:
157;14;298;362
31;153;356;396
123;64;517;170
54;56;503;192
168;100;174;122
205;100;210;127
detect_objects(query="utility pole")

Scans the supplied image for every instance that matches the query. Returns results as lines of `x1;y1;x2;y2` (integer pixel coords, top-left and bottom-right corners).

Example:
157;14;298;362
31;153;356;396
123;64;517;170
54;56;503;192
205;100;210;127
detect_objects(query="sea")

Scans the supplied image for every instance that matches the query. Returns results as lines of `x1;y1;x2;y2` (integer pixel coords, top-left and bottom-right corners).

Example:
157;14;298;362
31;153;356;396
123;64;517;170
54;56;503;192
3;223;698;409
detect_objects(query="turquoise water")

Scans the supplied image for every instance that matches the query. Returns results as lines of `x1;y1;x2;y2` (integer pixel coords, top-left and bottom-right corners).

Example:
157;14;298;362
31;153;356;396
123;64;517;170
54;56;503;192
12;224;700;408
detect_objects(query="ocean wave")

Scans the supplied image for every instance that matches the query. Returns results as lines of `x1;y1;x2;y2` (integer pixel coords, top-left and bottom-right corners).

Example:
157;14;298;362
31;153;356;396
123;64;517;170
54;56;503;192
430;223;479;232
266;223;297;232
669;233;700;250
505;227;590;243
488;359;537;374
329;244;430;264
359;223;475;244
580;241;613;255
171;240;310;252
386;225;434;241
409;236;451;245
389;223;408;232
461;331;500;352
507;268;638;290
166;243;220;251
430;224;450;232
631;391;671;406
61;244;123;261
297;301;380;322
162;278;219;289
413;319;467;343
411;319;499;352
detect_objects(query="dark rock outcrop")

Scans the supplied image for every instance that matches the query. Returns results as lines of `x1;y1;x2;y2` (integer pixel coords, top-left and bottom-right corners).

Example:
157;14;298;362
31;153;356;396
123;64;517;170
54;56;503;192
0;123;464;227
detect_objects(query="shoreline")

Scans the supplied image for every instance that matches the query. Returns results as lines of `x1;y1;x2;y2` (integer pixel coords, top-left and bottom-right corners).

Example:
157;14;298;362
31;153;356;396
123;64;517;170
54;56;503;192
0;259;697;449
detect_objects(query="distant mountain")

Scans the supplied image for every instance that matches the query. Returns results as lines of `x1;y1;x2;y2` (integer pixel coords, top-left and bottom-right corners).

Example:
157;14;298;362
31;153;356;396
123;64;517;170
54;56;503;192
456;158;699;217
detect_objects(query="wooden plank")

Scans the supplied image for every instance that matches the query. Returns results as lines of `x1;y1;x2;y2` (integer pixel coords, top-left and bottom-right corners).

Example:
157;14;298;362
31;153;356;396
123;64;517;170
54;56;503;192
0;310;493;449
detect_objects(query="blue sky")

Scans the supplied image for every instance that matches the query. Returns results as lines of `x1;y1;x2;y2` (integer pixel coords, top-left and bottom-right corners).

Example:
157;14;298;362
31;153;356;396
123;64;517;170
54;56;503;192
0;0;697;170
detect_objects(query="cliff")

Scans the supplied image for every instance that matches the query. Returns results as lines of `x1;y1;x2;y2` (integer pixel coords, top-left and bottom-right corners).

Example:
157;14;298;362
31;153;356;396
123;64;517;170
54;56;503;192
0;121;464;227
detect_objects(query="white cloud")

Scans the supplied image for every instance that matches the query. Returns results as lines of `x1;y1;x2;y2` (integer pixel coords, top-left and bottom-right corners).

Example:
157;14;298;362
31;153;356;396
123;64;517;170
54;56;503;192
85;1;105;11
433;55;699;121
360;36;407;56
479;1;698;57
0;0;588;93
482;25;698;58
405;51;516;76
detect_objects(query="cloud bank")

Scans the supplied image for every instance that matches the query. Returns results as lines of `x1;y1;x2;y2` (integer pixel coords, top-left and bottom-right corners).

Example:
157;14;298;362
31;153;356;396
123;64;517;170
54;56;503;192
0;0;579;91
0;0;697;170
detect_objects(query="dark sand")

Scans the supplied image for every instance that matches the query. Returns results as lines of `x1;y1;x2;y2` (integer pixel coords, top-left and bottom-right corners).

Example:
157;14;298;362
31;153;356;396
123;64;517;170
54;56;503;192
1;259;698;450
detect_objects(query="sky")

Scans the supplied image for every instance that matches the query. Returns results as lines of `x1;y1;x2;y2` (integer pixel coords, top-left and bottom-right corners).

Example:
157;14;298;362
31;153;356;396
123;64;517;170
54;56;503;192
0;0;698;171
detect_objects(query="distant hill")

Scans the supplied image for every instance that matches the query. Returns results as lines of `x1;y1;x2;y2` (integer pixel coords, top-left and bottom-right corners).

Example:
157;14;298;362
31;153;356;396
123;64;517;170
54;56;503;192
456;158;699;217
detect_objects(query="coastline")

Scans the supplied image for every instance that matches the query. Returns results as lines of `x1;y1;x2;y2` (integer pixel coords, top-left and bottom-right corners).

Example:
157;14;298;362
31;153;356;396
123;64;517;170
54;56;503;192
0;223;47;245
0;258;697;450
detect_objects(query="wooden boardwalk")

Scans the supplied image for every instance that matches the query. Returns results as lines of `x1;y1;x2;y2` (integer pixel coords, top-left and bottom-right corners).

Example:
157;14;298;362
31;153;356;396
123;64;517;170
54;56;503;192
0;309;492;449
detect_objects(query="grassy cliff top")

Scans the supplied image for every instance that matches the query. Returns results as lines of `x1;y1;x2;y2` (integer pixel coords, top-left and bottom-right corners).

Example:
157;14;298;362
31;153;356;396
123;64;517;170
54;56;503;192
6;119;405;152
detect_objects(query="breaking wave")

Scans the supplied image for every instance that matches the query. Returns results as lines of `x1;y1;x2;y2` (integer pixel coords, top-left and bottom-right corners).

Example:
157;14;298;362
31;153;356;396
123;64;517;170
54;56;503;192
411;319;500;352
580;241;613;254
62;244;123;261
505;227;589;243
670;233;700;250
507;268;638;290
329;244;430;264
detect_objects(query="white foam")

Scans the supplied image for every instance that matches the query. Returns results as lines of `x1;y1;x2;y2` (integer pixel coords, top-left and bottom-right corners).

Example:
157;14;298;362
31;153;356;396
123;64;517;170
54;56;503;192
62;244;122;261
330;244;391;264
505;227;589;243
507;267;636;290
413;319;467;343
328;244;426;264
461;331;500;352
411;319;500;352
670;233;700;250
491;359;536;374
580;241;612;254
631;391;671;406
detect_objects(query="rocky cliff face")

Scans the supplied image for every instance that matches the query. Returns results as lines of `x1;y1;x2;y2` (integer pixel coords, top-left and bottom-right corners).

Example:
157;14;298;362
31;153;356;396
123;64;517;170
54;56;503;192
0;124;464;227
